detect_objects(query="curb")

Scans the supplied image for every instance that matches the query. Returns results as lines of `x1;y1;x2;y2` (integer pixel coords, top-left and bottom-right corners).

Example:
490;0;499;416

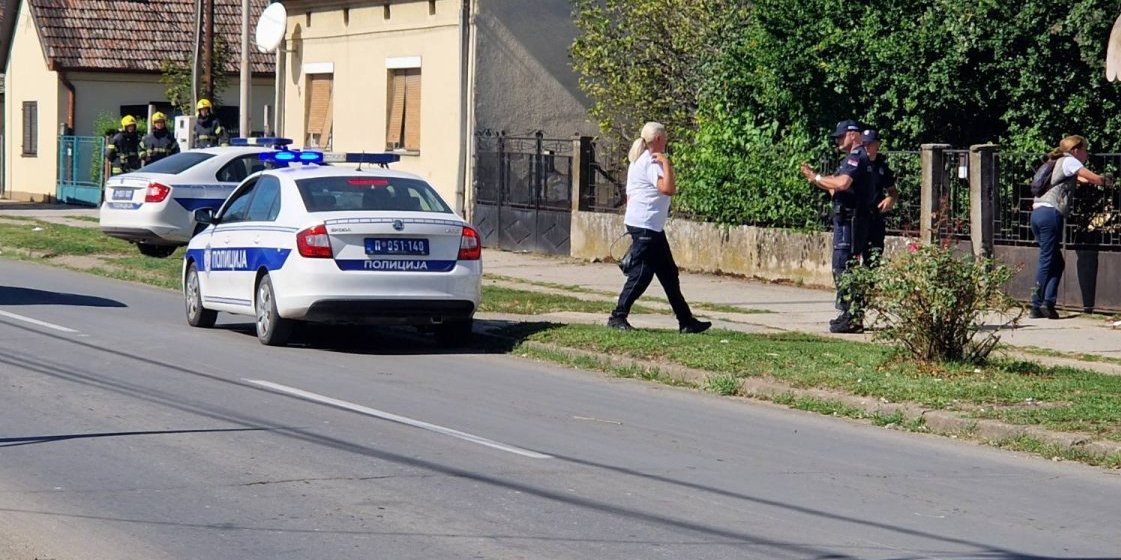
513;339;1121;464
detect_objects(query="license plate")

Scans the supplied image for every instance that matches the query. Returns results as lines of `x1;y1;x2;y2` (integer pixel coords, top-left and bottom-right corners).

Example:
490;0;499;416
112;189;134;201
365;238;429;256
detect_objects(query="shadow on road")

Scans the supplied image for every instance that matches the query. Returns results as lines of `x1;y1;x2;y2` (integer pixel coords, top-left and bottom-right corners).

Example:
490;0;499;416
0;427;273;448
214;319;561;356
0;285;127;308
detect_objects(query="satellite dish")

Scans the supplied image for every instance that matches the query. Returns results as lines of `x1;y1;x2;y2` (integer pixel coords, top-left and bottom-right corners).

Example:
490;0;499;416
255;2;287;54
1106;14;1121;81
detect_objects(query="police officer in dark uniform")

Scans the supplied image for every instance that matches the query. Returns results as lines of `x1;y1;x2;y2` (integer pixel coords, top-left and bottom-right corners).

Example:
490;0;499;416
193;99;227;148
140;112;179;165
106;115;142;175
800;119;875;333
860;128;898;267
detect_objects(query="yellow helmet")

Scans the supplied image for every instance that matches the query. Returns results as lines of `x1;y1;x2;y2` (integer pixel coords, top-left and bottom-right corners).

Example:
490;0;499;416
196;99;213;111
151;112;167;123
120;115;137;127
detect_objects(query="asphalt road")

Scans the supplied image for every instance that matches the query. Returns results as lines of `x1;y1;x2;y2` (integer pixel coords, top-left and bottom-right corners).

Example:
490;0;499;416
0;260;1119;560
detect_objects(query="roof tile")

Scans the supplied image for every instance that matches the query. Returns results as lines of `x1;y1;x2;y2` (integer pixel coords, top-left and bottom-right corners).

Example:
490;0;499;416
28;0;275;74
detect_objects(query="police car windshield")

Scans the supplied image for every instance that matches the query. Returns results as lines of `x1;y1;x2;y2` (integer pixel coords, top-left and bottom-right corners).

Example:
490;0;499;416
297;177;453;213
140;152;216;174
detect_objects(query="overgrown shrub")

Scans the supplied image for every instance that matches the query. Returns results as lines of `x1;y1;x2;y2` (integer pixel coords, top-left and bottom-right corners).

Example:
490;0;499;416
846;242;1022;364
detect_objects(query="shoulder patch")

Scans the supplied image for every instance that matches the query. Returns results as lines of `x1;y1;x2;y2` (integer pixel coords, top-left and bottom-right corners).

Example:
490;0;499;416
846;158;859;167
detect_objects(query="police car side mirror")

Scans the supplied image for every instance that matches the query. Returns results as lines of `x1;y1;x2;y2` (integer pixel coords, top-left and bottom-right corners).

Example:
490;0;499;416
194;208;218;225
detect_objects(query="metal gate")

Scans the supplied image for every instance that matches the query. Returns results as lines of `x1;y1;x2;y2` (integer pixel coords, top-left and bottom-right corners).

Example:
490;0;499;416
57;135;105;207
473;132;573;255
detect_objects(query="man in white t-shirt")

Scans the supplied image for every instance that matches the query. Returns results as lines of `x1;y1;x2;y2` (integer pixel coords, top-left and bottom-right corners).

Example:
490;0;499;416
609;122;711;334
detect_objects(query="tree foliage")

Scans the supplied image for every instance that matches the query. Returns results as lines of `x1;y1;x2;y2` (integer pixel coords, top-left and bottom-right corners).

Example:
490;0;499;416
570;0;1121;227
160;35;232;115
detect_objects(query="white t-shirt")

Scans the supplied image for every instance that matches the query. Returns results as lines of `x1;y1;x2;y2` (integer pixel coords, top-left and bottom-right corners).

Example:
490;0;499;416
623;150;671;231
1033;154;1085;215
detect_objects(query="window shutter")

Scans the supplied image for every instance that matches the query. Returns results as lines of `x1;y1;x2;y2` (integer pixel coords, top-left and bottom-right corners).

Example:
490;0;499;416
403;69;421;151
305;74;333;147
386;70;406;148
22;102;37;156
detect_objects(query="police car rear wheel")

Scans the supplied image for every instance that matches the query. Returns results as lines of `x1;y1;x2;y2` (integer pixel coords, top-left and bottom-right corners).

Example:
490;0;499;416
138;243;177;258
185;264;217;328
255;275;293;346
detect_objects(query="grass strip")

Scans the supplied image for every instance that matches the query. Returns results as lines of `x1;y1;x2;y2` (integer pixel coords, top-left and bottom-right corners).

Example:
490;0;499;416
497;323;1121;441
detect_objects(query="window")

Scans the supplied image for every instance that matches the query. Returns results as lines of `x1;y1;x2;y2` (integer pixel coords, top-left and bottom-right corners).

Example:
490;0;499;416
296;176;452;213
305;74;333;149
386;69;421;152
142;152;216;174
220;180;258;223
21;102;37;156
246;176;282;222
216;154;266;183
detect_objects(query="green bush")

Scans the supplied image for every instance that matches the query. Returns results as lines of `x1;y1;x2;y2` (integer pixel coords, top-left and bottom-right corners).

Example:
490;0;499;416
846;242;1022;364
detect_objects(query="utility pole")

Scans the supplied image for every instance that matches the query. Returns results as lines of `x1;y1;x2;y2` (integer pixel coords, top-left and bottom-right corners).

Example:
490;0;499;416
201;0;215;101
240;0;251;136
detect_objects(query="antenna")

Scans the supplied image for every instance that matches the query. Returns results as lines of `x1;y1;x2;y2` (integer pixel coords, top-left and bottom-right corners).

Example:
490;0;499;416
357;150;366;172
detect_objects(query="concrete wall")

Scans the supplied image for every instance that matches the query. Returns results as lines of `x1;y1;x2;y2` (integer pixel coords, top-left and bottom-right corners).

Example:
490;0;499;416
4;1;60;201
572;211;914;288
68;73;275;137
282;0;463;205
473;0;594;139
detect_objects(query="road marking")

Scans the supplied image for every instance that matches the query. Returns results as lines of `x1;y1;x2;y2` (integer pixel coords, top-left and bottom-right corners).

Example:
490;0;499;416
0;310;79;333
244;379;553;459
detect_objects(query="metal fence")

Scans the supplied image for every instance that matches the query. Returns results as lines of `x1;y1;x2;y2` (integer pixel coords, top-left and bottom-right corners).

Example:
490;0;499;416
56;136;105;207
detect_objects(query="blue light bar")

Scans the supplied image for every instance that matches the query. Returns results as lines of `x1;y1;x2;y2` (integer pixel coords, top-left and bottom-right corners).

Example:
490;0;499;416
258;149;325;166
229;137;294;147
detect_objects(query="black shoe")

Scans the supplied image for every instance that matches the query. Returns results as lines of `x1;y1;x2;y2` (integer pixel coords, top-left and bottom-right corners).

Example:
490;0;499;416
1028;307;1044;319
1045;307;1060;320
829;319;864;334
679;319;712;334
607;317;635;331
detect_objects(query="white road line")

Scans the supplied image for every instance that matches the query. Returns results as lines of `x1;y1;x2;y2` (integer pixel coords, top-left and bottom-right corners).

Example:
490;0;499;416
0;310;80;333
244;379;553;459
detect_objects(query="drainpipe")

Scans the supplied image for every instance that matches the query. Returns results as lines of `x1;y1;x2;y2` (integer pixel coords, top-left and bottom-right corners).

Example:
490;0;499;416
455;0;472;217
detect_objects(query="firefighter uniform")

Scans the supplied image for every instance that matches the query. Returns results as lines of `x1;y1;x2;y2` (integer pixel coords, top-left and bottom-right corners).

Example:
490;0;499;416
140;112;180;165
106;116;142;175
193;99;226;148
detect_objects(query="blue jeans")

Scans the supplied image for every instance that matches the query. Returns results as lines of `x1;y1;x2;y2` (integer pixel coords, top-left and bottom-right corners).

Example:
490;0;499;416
1030;206;1064;309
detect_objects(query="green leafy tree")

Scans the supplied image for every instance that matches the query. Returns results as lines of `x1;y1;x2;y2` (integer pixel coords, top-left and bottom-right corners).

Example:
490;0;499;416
160;35;232;115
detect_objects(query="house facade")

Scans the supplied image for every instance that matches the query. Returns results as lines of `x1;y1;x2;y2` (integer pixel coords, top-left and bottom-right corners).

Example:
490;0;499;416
1;0;276;202
278;0;594;215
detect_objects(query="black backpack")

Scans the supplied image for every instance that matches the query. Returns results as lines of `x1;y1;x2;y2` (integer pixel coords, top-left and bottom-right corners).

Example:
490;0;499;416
1030;158;1058;197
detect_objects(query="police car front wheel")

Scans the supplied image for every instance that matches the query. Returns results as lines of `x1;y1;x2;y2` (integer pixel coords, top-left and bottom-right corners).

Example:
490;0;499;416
184;264;217;328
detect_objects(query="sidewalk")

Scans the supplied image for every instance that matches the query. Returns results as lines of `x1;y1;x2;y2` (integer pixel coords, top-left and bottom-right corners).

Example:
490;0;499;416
483;249;1121;367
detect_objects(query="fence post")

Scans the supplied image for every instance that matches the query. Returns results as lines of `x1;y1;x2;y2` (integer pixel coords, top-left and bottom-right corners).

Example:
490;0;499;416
571;136;593;212
920;143;951;243
969;144;999;258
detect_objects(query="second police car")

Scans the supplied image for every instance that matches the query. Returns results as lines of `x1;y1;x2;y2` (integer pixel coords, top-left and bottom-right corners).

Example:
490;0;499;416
99;139;279;257
182;145;483;347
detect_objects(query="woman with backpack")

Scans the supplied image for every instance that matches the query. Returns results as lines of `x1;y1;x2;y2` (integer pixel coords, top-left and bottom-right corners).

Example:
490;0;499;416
1030;135;1113;319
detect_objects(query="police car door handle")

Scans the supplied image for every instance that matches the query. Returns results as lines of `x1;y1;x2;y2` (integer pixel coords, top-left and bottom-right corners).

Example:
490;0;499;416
253;236;261;245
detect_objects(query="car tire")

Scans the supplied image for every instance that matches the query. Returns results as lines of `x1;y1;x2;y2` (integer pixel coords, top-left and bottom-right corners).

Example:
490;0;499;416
434;318;473;347
255;274;293;346
138;243;177;258
184;263;217;328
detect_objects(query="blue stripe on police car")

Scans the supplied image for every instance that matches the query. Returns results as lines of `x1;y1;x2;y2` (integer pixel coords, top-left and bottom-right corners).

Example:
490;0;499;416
185;247;292;272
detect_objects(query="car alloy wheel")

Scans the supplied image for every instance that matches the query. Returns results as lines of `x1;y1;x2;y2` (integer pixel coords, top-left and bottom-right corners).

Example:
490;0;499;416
185;263;217;328
255;275;293;346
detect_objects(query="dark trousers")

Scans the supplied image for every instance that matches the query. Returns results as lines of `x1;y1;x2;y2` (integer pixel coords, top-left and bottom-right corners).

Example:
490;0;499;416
832;211;868;313
1030;206;1064;309
612;226;694;324
862;213;886;268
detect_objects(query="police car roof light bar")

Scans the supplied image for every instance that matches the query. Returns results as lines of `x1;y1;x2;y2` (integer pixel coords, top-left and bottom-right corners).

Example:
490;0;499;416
344;153;401;167
229;137;294;147
258;149;325;166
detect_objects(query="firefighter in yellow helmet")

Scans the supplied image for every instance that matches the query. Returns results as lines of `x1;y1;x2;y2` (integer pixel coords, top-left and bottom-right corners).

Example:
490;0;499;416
140;112;180;165
105;115;142;175
193;99;227;148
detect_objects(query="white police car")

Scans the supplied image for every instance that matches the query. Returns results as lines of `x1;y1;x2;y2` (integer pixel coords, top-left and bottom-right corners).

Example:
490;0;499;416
99;139;283;257
182;149;483;347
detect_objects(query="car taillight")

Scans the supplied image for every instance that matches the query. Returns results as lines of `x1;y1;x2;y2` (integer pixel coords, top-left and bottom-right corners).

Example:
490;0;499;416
458;226;482;260
145;182;171;203
296;224;333;258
